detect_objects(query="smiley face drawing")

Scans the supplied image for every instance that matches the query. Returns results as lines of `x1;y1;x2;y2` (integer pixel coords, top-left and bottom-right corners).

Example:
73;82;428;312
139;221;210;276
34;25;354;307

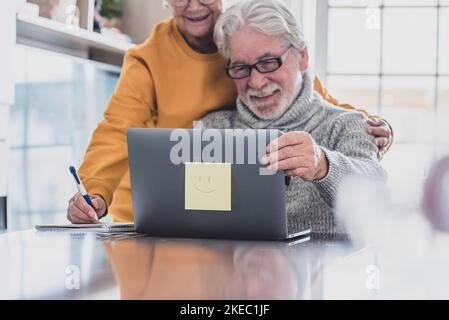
185;162;232;211
194;175;217;194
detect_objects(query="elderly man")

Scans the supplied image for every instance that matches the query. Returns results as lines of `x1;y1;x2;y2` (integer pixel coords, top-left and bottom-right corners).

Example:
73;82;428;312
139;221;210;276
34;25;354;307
199;0;386;236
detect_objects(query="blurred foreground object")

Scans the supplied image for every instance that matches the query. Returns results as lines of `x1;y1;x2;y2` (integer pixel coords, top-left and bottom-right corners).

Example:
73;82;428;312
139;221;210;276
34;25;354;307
336;175;391;246
422;156;449;232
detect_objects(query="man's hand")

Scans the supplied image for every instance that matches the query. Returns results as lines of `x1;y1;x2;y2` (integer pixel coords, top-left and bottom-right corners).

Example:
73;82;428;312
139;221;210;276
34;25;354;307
367;119;392;160
261;131;329;181
67;193;107;224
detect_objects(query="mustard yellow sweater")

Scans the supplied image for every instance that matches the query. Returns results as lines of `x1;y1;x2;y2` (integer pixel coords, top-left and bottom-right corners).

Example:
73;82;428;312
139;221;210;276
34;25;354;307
79;18;388;222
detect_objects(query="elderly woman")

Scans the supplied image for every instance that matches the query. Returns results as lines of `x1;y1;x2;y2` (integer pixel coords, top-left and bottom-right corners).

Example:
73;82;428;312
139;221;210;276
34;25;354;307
199;0;386;235
67;0;392;224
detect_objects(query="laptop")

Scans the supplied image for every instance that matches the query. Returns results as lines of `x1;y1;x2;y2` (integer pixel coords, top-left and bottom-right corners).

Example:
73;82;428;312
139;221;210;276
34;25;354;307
127;128;310;241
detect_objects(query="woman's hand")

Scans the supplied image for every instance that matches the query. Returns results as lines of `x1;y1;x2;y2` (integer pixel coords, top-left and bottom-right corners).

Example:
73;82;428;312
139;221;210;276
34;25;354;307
67;193;107;224
367;119;392;160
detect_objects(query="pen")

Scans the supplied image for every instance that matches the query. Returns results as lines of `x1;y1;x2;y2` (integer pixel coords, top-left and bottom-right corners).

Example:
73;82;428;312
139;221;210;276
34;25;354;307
69;166;98;220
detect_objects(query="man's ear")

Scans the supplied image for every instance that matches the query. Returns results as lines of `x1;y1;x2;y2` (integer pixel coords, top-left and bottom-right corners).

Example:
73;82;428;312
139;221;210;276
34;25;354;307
299;47;309;72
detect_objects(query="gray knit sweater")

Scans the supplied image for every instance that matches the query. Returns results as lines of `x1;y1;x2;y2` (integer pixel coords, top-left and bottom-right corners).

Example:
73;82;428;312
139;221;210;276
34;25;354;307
199;70;386;236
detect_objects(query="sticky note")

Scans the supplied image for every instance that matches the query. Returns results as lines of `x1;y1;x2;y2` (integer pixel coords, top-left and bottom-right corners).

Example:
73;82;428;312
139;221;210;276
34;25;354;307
185;162;232;211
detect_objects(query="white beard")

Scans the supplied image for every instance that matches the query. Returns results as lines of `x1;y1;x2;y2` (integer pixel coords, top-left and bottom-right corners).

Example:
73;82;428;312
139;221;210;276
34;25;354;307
244;71;304;121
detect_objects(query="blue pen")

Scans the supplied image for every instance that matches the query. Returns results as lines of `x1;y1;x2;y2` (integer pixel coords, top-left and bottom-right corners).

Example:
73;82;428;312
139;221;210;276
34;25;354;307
69;166;97;220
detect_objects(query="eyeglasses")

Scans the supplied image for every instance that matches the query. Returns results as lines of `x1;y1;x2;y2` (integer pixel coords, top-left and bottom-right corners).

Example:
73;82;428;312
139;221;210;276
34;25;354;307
170;0;217;8
226;46;294;80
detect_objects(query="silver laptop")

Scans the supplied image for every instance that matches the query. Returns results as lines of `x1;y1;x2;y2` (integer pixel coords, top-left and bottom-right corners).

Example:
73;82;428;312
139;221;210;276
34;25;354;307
127;128;310;241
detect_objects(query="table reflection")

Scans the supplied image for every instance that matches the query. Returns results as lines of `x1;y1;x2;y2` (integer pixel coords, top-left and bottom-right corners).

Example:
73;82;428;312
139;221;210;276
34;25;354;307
8;228;449;300
104;237;315;300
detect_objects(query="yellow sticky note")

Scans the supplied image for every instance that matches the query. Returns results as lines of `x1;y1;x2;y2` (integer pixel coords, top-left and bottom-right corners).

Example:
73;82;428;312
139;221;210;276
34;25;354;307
185;162;232;211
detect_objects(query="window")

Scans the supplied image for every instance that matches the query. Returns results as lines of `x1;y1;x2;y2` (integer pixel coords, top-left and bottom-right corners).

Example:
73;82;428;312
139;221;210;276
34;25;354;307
325;0;449;206
10;46;120;230
326;0;448;144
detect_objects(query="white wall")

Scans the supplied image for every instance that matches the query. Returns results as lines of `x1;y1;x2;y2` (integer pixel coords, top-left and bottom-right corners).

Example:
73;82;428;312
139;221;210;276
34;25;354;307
122;0;171;44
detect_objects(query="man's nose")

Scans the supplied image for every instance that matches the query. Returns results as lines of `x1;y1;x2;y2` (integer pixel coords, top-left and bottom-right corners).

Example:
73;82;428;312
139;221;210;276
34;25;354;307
248;69;269;90
187;0;204;11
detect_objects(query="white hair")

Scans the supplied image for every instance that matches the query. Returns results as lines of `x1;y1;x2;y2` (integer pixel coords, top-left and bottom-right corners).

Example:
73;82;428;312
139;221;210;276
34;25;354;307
214;0;306;59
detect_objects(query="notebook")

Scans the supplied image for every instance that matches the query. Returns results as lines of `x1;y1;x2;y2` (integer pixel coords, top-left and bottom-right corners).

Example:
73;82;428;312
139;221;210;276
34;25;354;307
35;222;135;233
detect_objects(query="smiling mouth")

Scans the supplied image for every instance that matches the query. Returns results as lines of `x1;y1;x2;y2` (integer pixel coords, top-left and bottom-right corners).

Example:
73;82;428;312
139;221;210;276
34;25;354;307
194;186;217;194
251;90;280;102
186;13;211;23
